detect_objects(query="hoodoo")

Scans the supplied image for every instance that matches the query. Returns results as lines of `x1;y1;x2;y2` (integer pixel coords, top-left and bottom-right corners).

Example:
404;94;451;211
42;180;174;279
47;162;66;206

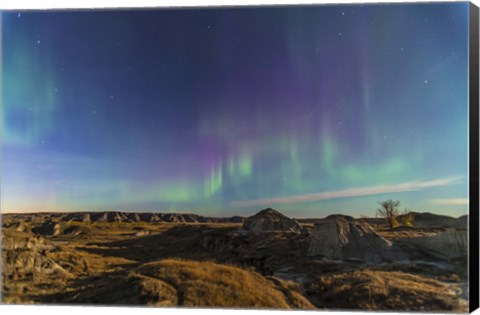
307;215;407;264
398;228;467;260
242;208;304;234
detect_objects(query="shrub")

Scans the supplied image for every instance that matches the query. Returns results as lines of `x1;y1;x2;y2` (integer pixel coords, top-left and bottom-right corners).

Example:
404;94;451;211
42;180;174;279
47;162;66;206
399;210;415;227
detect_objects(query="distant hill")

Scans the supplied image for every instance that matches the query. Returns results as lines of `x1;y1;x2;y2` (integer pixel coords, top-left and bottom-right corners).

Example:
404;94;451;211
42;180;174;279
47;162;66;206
1;210;468;229
2;211;245;225
399;212;468;229
242;208;304;233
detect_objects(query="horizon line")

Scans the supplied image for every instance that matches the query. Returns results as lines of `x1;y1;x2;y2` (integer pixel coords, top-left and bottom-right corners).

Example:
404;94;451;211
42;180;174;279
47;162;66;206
0;208;468;219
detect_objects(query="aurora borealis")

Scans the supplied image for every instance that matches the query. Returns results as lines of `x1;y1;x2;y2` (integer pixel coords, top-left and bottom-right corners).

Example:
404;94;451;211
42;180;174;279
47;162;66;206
1;3;470;217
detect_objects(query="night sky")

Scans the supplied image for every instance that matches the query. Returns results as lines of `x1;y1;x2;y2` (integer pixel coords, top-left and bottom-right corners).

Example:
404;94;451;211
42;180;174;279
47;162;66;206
2;3;470;217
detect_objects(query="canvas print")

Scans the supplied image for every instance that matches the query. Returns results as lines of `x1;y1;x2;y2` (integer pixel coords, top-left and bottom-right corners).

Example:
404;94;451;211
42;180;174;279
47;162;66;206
1;1;477;312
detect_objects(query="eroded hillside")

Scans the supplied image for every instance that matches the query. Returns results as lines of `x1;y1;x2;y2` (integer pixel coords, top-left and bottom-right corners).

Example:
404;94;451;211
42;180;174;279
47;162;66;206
1;209;469;311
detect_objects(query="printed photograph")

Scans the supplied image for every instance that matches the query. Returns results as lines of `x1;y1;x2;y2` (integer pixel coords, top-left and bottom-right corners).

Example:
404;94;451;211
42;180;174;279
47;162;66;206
1;2;472;312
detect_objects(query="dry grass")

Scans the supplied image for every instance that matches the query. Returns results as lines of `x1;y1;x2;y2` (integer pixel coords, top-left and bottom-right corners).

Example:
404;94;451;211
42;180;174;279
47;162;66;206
377;230;438;241
2;216;467;311
305;269;466;312
1;224;136;304
132;259;315;309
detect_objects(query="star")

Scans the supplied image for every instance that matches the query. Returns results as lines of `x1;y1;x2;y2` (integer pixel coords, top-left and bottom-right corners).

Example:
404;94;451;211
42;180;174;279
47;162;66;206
424;80;428;84
338;32;342;36
36;40;41;44
17;13;21;18
341;12;345;16
207;25;211;29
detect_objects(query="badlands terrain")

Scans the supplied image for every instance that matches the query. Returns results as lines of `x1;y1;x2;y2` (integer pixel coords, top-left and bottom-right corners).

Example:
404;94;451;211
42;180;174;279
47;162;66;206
1;208;469;311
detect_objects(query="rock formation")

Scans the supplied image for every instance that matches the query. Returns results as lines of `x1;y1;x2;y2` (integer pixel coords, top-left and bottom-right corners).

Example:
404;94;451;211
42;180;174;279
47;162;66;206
398;228;467;260
32;221;62;236
2;234;70;281
242;208;304;234
307;215;407;264
62;225;84;236
63;212;91;223
53;211;245;224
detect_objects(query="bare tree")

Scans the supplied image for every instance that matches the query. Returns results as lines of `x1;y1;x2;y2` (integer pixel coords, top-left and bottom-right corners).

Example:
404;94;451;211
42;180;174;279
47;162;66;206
376;200;400;228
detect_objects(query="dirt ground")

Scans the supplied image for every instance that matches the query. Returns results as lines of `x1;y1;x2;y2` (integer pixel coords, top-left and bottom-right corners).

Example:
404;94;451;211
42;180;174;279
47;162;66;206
1;213;469;312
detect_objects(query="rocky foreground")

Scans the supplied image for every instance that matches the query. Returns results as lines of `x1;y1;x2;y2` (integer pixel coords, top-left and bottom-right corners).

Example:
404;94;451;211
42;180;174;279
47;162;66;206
1;208;469;311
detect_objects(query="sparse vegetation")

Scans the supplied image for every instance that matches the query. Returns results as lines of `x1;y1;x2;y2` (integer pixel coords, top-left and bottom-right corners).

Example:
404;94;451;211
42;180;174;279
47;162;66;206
399;209;415;227
132;259;315;308
305;270;465;311
1;210;468;311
